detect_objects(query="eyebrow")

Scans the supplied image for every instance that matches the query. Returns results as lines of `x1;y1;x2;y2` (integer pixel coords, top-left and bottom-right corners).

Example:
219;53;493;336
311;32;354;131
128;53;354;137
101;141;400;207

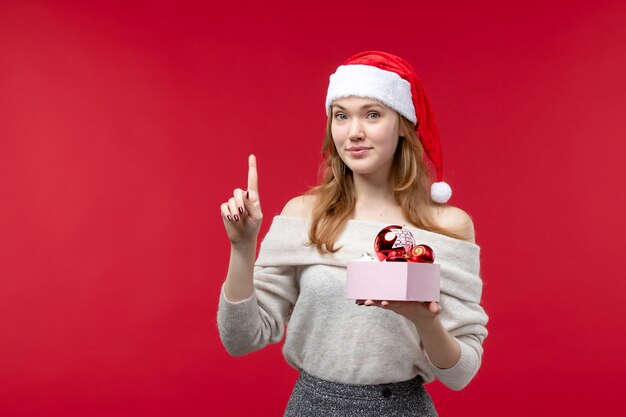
332;103;385;111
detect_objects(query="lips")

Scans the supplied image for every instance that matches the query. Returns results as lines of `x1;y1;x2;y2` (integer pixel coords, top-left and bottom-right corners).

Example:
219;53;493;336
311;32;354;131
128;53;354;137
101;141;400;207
347;147;371;157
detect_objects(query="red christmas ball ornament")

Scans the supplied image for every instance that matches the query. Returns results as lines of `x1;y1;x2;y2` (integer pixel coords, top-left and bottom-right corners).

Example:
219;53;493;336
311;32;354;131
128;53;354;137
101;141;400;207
408;244;435;263
374;225;416;262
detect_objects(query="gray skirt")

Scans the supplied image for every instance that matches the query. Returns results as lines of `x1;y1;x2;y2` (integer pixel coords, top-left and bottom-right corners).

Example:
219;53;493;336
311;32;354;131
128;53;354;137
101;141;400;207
284;370;438;417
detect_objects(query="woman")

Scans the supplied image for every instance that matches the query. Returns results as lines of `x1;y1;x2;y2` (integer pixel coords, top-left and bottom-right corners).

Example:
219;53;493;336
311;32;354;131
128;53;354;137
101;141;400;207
217;51;488;416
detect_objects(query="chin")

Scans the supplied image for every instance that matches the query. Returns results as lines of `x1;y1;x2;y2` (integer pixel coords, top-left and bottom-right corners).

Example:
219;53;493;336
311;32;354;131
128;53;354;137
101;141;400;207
348;166;378;175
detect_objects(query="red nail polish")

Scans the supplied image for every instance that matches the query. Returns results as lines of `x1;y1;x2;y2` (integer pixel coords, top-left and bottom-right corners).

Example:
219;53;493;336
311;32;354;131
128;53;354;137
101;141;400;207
234;214;239;221
239;207;244;213
227;215;232;221
246;191;249;199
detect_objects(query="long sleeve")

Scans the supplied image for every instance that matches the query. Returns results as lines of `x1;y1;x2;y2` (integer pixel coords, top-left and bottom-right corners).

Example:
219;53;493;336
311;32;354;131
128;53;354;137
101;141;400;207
426;336;483;391
423;240;489;390
217;263;298;356
216;217;305;357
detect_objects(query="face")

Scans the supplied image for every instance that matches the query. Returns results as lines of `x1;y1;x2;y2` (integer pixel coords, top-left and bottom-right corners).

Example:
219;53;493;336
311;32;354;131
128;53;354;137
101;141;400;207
330;96;402;178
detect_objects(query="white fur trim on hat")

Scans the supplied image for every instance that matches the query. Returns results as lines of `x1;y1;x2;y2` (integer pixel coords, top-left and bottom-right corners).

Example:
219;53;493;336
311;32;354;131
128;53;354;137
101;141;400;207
325;64;416;124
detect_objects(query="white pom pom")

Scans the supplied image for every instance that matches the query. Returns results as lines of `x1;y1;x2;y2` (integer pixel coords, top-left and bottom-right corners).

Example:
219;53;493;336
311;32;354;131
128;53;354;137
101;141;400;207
431;181;452;203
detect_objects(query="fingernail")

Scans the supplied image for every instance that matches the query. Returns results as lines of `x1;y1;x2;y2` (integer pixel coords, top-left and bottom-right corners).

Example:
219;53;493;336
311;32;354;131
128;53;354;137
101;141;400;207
227;215;232;221
234;214;240;221
239;207;244;213
246;191;249;199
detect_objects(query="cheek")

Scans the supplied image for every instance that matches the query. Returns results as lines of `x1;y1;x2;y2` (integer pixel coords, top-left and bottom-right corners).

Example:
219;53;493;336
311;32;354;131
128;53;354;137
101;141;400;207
330;121;340;133
382;121;400;143
370;124;396;143
331;125;345;143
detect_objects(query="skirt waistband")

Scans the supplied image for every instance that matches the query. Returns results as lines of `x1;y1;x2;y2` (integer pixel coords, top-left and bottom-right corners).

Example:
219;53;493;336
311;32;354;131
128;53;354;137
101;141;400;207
295;370;424;401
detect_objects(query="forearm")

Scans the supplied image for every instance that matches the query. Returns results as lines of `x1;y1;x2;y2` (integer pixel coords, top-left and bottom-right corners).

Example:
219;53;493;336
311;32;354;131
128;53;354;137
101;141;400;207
412;316;460;369
223;243;256;302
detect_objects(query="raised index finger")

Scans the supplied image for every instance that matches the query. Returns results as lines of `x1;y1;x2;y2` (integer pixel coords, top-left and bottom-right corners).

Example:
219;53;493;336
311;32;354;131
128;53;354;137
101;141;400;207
247;154;258;192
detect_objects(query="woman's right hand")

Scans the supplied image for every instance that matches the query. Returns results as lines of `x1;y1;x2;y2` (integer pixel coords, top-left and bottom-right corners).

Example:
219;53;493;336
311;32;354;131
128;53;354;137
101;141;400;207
220;154;263;247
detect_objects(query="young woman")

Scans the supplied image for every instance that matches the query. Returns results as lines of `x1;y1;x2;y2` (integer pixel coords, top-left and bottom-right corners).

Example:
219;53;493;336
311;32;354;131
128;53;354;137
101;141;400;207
217;51;488;416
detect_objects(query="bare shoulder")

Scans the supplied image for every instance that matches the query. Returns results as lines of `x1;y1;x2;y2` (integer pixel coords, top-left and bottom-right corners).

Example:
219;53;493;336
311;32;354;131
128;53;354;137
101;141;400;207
430;204;476;243
280;194;316;219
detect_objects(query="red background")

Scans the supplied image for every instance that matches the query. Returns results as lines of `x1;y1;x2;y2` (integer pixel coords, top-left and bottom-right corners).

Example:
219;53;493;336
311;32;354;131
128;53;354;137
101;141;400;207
1;1;625;415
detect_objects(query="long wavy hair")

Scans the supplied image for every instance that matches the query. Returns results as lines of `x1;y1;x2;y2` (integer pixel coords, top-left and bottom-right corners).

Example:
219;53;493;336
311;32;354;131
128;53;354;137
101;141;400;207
303;112;466;255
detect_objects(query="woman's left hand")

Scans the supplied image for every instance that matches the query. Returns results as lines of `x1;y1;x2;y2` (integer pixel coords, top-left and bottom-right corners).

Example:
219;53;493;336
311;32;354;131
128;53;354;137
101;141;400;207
356;299;442;324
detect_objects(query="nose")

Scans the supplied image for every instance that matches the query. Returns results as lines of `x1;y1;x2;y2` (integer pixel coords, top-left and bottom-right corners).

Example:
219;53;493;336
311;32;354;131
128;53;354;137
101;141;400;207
347;118;364;141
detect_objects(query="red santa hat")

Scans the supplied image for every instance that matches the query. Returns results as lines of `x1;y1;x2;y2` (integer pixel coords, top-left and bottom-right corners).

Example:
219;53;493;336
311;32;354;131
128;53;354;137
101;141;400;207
325;51;452;204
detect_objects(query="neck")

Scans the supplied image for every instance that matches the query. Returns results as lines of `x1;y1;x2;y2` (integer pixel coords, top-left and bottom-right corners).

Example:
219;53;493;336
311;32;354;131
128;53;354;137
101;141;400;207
352;171;396;206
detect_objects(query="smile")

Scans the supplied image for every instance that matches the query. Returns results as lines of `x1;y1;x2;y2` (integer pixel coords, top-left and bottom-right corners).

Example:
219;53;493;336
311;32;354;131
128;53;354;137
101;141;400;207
346;146;372;155
347;148;370;156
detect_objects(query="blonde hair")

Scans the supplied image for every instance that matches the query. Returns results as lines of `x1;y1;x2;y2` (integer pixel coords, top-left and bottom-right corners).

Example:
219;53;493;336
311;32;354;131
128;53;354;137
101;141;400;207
303;113;465;255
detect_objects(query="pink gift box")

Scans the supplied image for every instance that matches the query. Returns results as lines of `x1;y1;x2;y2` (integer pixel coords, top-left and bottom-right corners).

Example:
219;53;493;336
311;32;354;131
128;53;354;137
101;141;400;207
345;261;440;302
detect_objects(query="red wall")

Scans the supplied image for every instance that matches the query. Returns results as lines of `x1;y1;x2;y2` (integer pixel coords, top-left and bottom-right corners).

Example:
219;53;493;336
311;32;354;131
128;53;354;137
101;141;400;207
1;1;625;415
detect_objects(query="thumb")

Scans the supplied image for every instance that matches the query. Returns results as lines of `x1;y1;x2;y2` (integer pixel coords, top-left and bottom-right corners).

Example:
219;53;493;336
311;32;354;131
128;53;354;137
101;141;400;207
430;302;441;314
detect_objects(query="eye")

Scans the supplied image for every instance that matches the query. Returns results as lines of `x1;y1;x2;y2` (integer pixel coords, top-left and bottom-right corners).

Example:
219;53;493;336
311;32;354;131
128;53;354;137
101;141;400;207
367;112;380;119
334;113;347;121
